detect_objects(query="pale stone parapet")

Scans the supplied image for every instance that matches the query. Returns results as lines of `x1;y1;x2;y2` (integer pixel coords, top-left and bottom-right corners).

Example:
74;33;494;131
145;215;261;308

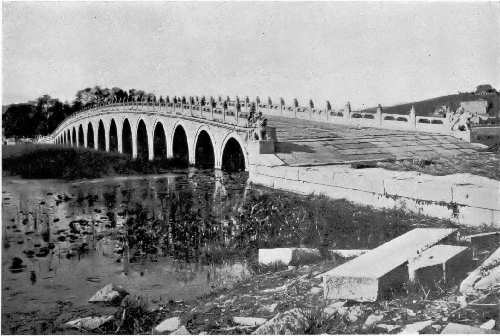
248;161;500;228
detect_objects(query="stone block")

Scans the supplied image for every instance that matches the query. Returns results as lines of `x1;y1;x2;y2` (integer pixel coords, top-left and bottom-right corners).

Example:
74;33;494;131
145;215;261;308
384;176;453;203
332;170;385;194
323;228;456;302
408;244;471;285
460;247;500;296
452;182;500;211
298;166;334;185
441;322;497;334
258;248;321;266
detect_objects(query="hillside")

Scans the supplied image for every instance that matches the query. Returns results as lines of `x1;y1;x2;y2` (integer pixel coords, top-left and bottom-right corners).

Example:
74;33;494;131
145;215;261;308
362;91;500;117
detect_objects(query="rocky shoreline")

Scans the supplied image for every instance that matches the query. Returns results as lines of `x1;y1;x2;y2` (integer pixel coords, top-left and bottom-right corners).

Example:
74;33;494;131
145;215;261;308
40;243;498;335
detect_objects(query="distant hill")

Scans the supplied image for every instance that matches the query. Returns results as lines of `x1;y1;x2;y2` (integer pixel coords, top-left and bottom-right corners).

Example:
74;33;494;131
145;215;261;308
361;90;500;118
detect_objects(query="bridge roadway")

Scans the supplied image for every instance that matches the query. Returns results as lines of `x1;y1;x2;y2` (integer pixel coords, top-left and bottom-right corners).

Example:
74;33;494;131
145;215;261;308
267;116;479;167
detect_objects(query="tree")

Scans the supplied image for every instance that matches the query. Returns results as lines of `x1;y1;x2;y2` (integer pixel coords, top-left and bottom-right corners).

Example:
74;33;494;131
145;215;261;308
293;98;299;108
268;97;272;106
256;96;261;105
280;97;285;106
326;100;332;110
309;99;314;109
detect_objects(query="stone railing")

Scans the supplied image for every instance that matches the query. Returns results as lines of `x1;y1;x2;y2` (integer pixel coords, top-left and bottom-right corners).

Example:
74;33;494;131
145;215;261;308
48;97;482;143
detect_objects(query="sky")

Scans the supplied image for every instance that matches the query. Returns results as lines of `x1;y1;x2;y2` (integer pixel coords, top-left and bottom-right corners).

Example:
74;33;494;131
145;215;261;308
2;1;500;109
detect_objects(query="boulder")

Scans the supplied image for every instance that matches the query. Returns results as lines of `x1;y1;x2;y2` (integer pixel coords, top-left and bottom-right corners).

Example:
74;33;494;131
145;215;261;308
88;283;128;304
460;247;500;296
441;322;497;334
362;314;384;329
399;320;433;334
252;308;307;334
258;248;321;266
170;325;190;335
480;320;496;330
376;324;400;332
65;315;114;331
233;316;268;327
154;316;181;333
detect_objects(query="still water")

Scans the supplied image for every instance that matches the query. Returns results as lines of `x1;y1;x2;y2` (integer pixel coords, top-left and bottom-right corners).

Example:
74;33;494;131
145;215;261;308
2;168;439;331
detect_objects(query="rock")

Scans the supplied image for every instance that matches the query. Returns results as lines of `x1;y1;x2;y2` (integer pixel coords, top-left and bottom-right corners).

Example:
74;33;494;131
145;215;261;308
252;308;307;334
65;315;114;330
399;320;433;334
480;320;496;330
88;283;127;304
309;286;322;295
346;305;364;323
441;322;497;334
154;316;180;333
362;314;384;329
405;308;416;317
258;248;321;266
460;247;500;296
233;317;268;327
377;324;400;332
324;300;347;316
260;303;278;314
329;249;370;259
170;325;190;335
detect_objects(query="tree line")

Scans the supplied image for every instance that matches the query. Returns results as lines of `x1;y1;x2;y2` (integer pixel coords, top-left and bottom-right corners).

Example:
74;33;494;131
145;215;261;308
2;86;159;138
3;84;335;138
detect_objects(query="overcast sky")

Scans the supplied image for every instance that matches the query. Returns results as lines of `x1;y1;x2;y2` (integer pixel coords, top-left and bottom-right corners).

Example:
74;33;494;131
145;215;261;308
2;1;499;109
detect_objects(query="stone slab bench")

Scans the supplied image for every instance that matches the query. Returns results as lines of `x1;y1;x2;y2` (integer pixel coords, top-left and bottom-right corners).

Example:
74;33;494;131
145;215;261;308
322;228;457;302
408;244;470;285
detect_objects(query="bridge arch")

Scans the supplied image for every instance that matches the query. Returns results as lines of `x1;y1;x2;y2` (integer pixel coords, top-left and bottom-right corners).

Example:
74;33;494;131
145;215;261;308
78;125;84;146
153;121;167;160
121;118;133;157
220;133;247;172
109;119;118;152
72;127;77;146
87;122;95;149
97;120;106;151
172;123;189;166
194;127;216;168
136;119;150;160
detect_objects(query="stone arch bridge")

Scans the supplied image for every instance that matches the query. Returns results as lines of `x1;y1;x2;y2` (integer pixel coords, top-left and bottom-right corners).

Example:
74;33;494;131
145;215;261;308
47;103;275;172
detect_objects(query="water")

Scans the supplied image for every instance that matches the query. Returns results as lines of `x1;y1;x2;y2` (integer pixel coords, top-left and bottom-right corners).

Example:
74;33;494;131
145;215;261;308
2;168;450;332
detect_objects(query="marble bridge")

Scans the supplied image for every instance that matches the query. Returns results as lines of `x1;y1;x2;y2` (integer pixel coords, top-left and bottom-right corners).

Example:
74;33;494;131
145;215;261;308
40;100;499;227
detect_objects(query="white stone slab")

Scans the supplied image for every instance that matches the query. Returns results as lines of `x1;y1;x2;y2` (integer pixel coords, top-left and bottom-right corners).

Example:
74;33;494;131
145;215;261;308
408;244;469;281
258;248;321;266
323;228;456;301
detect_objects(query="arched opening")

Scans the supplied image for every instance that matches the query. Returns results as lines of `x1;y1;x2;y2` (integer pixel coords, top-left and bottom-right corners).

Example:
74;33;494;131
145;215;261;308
122;119;132;157
221;138;245;172
109;119;118;152
87;123;95;149
195;130;215;168
67;130;71;145
136;120;149;161
153;122;167;160
78;125;84;146
72;128;76;146
172;125;189;166
97;120;106;151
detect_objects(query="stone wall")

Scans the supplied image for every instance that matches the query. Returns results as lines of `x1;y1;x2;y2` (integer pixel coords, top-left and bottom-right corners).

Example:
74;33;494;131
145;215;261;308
248;162;500;228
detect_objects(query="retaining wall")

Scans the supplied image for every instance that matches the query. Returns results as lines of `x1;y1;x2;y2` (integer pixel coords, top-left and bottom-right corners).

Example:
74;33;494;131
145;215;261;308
248;161;500;228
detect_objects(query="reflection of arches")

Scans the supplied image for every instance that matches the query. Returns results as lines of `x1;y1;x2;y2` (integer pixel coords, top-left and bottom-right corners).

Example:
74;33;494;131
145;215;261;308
109;119;118;152
67;130;71;145
72;128;76;146
122;119;132;157
153;122;167;159
172;125;188;165
78;125;84;146
221;137;245;172
87;123;95;148
195;130;215;168
136;119;149;160
97;120;106;150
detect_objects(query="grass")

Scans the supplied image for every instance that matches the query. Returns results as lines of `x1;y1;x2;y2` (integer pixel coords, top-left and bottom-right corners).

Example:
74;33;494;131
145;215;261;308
2;144;185;179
